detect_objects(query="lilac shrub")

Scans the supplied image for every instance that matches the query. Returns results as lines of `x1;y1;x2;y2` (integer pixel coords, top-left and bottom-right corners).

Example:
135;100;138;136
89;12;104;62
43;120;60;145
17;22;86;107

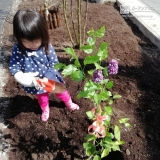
55;26;131;160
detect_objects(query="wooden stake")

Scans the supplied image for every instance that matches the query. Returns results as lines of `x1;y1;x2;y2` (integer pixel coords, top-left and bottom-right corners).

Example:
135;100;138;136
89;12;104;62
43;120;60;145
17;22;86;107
53;12;57;28
56;10;61;27
48;13;54;29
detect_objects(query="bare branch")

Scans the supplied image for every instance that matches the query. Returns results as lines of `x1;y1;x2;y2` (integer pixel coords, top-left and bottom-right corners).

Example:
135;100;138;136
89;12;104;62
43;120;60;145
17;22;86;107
62;0;75;47
71;0;78;45
82;0;88;45
77;0;82;48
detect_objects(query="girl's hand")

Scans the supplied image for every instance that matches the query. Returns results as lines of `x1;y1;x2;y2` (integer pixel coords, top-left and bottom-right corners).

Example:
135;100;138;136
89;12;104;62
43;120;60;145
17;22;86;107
42;77;48;83
36;77;49;88
32;78;43;90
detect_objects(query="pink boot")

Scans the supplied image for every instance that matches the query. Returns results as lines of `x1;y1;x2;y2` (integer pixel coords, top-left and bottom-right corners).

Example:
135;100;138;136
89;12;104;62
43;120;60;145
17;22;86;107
36;93;50;121
41;105;50;121
55;91;79;110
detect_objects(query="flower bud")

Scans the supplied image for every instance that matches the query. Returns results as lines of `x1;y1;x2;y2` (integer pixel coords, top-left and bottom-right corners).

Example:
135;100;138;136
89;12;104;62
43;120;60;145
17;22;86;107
108;59;118;75
92;70;103;83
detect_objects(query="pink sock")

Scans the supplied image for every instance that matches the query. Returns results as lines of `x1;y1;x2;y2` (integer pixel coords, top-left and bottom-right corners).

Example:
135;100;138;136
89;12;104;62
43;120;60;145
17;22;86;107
55;91;79;110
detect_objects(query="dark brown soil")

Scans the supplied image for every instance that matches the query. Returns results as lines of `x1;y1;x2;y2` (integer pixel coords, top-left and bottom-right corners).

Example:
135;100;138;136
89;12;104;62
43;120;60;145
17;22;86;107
1;0;160;160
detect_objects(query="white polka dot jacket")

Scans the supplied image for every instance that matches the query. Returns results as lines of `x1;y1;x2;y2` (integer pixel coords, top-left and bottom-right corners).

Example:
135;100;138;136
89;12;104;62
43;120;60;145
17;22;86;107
9;44;64;94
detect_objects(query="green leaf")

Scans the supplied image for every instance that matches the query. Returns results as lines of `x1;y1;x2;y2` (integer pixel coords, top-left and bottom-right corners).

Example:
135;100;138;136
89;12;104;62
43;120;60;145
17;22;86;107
88;70;94;76
112;145;120;151
83;142;96;155
93;92;108;104
104;106;113;115
103;67;108;76
87;28;95;37
86;148;91;156
77;91;90;99
103;136;113;144
61;64;77;77
125;123;132;128
119;118;130;124
87;37;96;46
104;119;111;127
84;81;98;91
97;42;108;61
106;81;114;89
84;55;100;65
94;26;105;38
74;59;81;68
98;91;109;101
70;70;84;82
113;94;122;99
101;148;110;158
93;155;101;160
83;142;90;149
114;125;120;141
80;45;93;54
93;91;110;104
100;42;109;50
114;140;125;145
54;63;66;70
64;47;76;59
108;99;113;105
105;132;114;139
107;91;112;96
89;145;96;155
100;79;109;84
94;63;104;70
84;134;97;141
86;111;94;119
94;94;100;105
99;139;105;147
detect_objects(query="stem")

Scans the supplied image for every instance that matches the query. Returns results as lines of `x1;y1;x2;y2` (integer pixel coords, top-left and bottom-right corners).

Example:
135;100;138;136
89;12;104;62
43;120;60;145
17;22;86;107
77;0;82;48
71;0;78;45
62;0;74;47
82;0;88;45
88;155;93;160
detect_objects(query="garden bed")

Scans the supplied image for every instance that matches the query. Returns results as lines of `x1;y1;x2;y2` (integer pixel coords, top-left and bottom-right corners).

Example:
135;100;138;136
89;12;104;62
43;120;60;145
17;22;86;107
1;0;160;159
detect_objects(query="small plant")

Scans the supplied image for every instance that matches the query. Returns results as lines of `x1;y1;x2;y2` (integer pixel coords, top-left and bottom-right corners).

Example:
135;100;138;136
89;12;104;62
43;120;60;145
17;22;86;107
55;26;131;159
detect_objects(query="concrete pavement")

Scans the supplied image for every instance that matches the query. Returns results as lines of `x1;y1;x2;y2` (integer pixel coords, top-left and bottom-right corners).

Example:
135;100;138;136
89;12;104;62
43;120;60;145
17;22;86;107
0;0;13;40
141;0;160;15
117;0;160;49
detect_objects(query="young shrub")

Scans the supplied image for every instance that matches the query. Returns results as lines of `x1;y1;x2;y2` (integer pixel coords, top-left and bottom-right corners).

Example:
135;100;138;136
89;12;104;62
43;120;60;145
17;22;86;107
55;26;131;159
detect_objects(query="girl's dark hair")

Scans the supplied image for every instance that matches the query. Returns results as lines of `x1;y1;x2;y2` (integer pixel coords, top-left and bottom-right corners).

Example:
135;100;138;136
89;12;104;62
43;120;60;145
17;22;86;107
13;8;49;52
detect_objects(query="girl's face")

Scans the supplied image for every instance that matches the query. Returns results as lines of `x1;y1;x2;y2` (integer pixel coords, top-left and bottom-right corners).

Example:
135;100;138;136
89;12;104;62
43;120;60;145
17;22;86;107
21;39;42;50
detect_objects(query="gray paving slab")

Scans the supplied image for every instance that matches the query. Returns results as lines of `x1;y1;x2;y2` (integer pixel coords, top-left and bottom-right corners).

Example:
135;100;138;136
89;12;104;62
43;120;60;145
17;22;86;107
140;0;160;15
117;0;160;49
0;0;14;38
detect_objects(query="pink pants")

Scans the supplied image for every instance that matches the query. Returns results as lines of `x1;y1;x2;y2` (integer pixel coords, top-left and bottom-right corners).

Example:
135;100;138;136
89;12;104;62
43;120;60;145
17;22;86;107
36;92;49;108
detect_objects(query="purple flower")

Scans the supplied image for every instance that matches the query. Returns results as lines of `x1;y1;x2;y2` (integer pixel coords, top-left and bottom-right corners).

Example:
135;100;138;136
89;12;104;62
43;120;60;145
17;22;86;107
92;70;103;83
108;59;118;75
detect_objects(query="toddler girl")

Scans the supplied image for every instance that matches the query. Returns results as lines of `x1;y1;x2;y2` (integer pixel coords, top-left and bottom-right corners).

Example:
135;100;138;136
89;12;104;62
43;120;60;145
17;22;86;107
9;8;79;121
